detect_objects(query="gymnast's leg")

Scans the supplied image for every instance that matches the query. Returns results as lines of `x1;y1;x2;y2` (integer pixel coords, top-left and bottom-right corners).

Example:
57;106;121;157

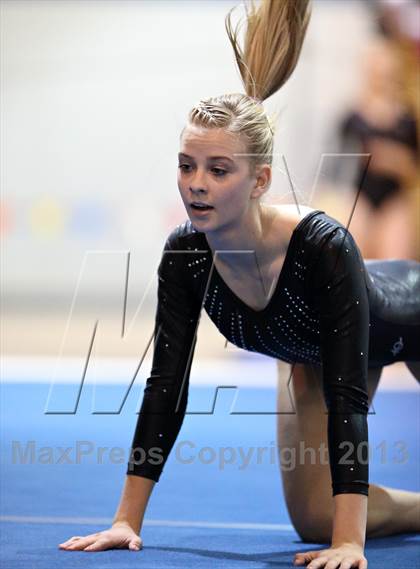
276;360;420;542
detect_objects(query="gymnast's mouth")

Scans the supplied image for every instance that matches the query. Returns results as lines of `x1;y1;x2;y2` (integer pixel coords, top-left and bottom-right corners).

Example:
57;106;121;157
190;202;214;211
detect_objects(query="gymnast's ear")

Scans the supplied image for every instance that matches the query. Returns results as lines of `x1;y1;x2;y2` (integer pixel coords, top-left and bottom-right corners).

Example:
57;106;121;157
250;163;272;200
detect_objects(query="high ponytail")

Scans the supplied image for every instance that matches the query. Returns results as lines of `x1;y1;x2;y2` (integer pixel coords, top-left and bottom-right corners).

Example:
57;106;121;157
225;0;311;102
186;0;311;175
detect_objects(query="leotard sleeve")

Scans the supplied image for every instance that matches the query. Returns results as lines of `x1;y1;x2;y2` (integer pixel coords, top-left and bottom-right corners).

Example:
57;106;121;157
307;218;370;496
126;228;202;482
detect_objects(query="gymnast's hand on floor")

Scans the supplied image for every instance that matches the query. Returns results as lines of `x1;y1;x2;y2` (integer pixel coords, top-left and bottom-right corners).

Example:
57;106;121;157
293;543;367;568
58;521;143;552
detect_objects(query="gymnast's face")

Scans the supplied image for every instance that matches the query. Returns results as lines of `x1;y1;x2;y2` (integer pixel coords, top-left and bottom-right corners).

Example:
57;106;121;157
177;124;269;234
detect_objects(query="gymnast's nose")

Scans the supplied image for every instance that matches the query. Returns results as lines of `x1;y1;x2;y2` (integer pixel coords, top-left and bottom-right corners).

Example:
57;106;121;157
190;186;208;197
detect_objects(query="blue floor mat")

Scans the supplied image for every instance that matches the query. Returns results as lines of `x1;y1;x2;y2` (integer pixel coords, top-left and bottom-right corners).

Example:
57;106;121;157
1;382;419;568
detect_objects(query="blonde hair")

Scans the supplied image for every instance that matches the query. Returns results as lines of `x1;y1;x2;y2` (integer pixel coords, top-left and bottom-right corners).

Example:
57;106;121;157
185;0;311;176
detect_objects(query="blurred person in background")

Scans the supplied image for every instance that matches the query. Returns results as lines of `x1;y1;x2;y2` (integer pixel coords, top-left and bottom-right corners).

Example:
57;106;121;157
337;36;418;260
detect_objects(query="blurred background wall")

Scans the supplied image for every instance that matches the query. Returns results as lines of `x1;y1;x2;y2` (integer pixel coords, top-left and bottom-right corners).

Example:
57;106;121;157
1;0;419;360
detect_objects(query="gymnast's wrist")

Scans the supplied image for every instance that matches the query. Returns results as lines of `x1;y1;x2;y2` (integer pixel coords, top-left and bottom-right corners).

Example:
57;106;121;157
112;519;141;535
331;493;367;548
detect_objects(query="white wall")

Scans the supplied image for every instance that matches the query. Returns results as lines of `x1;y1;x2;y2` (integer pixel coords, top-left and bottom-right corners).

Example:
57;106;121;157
1;0;376;310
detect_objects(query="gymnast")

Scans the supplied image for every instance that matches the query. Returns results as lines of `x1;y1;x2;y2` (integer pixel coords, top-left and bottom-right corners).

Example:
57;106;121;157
59;1;420;567
337;37;418;259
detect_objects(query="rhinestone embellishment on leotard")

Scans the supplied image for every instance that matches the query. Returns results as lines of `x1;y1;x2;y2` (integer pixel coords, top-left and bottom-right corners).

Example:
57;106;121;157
200;260;324;365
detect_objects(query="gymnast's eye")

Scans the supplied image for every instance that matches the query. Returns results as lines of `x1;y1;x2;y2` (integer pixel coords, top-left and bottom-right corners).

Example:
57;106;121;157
178;164;227;177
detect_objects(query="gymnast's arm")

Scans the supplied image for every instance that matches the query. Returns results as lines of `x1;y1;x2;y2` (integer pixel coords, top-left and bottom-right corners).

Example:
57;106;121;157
58;231;202;551
114;230;202;534
309;222;370;547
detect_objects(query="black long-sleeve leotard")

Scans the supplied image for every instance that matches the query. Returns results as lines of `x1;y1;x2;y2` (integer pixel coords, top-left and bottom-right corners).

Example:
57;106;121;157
126;210;420;496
